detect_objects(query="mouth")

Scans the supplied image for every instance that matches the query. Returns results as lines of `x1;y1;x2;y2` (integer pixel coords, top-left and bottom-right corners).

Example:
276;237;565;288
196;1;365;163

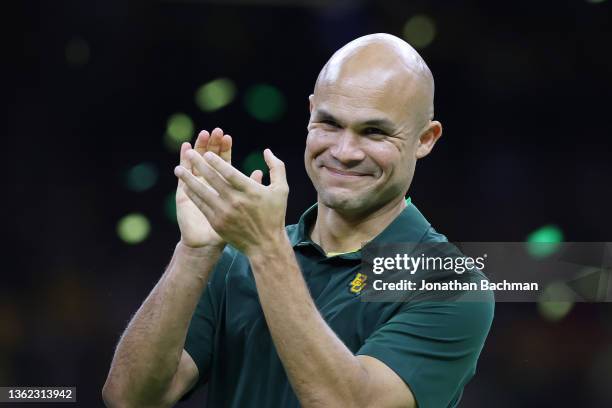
322;166;370;179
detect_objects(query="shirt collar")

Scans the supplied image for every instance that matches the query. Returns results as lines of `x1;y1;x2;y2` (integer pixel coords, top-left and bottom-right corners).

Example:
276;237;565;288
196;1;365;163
288;197;432;259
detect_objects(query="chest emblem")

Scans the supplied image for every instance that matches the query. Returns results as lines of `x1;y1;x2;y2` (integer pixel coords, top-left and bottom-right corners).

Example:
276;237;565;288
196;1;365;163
349;273;368;295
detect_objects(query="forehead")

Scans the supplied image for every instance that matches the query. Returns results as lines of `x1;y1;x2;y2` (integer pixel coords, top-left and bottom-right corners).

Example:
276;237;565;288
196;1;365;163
313;69;419;126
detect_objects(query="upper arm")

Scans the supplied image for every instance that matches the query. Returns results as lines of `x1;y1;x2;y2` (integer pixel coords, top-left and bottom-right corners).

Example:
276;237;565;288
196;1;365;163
357;355;416;408
161;349;200;407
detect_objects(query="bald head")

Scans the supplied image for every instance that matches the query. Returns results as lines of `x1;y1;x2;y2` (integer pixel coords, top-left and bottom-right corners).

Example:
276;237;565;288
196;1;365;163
314;33;435;131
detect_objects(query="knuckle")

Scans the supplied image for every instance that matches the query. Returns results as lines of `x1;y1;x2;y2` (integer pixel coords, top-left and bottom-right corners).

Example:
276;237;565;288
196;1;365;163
278;184;290;194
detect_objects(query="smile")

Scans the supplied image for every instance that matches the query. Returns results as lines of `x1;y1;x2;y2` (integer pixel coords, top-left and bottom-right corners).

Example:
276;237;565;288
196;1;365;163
323;166;369;178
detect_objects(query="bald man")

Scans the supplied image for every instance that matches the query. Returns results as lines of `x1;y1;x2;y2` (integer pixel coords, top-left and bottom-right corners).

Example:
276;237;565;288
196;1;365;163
103;33;494;408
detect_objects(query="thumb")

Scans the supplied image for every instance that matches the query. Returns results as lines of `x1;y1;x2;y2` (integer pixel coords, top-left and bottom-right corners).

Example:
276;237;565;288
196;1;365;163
263;149;287;186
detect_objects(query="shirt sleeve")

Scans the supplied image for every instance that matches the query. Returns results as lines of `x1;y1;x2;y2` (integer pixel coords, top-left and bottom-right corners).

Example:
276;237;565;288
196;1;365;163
180;246;236;401
356;290;494;408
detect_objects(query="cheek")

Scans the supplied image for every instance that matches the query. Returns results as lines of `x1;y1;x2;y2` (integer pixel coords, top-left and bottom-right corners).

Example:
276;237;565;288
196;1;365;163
305;130;329;159
367;143;403;175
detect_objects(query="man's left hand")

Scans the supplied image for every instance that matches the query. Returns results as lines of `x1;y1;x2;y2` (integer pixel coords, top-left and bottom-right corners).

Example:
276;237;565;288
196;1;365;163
174;148;289;257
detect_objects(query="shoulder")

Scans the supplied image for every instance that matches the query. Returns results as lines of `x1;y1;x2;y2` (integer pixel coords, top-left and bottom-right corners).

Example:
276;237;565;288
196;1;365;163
422;225;449;243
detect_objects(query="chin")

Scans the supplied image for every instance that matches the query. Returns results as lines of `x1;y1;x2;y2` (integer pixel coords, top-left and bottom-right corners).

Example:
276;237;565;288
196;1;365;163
319;189;367;212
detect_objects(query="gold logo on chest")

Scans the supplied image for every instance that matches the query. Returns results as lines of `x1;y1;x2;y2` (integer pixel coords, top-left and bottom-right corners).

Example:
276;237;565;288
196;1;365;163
349;273;368;295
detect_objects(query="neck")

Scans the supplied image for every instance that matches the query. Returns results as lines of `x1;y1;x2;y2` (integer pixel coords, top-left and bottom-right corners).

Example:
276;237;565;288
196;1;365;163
310;196;406;254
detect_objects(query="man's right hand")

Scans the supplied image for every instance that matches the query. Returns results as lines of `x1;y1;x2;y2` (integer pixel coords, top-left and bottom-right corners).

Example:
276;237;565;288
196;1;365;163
176;127;232;249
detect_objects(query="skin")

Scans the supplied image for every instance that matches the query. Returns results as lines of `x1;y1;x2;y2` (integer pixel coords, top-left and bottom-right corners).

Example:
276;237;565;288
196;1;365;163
103;129;240;407
103;33;442;408
306;33;442;253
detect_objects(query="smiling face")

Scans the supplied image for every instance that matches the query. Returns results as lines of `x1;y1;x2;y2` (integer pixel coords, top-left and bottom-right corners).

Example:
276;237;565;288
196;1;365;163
305;35;441;217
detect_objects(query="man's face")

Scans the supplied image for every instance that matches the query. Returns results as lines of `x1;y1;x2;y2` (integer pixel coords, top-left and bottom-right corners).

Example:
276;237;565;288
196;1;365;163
305;74;425;216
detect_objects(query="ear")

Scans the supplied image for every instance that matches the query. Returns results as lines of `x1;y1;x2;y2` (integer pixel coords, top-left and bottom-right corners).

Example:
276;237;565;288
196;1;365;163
415;120;443;159
308;94;314;114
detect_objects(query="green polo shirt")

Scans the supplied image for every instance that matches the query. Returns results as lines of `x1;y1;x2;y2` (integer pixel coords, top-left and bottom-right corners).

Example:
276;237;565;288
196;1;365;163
182;200;494;407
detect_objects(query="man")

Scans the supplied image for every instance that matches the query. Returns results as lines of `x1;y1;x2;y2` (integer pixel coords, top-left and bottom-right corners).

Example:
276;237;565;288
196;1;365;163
103;33;494;408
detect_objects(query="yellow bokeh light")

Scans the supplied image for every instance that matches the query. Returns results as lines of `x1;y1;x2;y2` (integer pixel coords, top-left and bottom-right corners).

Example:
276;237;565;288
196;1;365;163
117;213;151;244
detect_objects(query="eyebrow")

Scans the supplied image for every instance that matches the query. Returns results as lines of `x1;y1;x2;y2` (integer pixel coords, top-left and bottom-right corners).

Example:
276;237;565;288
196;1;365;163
314;109;396;131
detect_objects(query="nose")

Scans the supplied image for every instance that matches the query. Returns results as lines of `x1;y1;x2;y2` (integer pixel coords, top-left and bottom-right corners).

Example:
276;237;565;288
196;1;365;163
329;130;366;165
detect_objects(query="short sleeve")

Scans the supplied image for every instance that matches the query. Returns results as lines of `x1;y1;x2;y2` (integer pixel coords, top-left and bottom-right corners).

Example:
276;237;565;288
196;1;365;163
180;247;236;401
356;292;494;408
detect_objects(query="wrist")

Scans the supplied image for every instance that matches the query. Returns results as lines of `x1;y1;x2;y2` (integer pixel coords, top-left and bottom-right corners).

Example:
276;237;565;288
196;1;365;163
246;230;292;263
177;240;225;258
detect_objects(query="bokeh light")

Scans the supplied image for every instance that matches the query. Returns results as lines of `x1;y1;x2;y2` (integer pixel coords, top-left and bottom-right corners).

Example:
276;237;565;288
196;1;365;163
164;113;194;151
65;37;90;66
117;213;151;244
402;15;436;49
526;225;564;258
195;78;236;112
244;84;286;122
242;151;268;176
537;282;575;322
124;163;158;192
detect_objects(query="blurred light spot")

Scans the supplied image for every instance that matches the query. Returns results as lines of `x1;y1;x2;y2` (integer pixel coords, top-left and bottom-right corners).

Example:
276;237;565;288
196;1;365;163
195;78;236;112
125;163;158;192
537;282;575;322
526;225;563;258
165;192;177;223
65;37;90;66
244;84;286;122
586;0;607;4
165;113;194;151
242;151;268;176
402;15;436;49
117;213;151;244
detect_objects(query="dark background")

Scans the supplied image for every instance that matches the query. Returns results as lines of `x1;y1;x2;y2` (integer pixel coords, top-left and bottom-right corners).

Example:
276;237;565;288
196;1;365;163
3;0;612;406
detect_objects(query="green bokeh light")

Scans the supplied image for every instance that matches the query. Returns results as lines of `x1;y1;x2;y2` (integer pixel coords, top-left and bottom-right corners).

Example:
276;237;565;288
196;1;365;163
242;151;268;176
165;113;194;151
195;78;236;112
537;282;575;322
244;84;286;122
402;15;436;49
117;213;151;244
165;192;177;223
125;163;158;192
526;225;564;258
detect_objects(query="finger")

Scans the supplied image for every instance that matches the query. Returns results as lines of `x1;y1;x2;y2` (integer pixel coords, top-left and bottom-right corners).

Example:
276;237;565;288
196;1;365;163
203;151;252;190
182;181;215;221
194;131;210;177
208;127;224;155
220;134;232;164
174;165;224;210
194;130;210;154
179;142;192;169
263;149;287;186
250;169;263;184
178;143;193;185
187;150;231;197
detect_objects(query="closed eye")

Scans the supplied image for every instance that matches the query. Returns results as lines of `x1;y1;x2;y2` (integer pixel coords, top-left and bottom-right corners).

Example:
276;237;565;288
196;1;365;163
321;120;340;127
363;127;387;136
